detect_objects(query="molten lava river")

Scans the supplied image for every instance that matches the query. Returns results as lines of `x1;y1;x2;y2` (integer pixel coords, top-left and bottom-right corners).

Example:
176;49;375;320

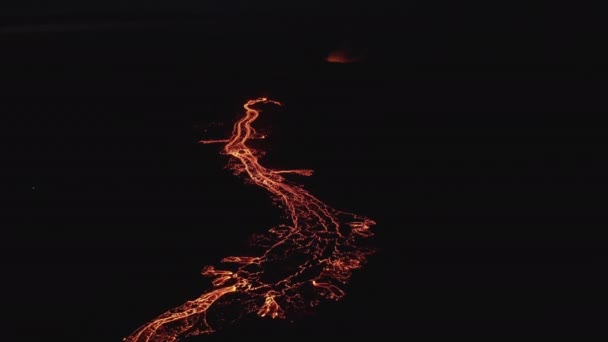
125;98;375;342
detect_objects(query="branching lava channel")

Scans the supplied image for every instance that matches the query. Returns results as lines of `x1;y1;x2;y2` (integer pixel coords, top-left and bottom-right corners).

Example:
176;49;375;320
125;98;375;342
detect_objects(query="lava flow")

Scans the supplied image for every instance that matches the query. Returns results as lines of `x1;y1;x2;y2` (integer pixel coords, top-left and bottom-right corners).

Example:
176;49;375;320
125;98;375;342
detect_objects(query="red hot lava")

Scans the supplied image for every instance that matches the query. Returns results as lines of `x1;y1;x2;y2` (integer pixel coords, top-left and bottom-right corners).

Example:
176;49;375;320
125;98;375;342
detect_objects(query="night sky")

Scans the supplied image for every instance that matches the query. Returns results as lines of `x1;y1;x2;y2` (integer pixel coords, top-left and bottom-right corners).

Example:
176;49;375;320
3;2;608;341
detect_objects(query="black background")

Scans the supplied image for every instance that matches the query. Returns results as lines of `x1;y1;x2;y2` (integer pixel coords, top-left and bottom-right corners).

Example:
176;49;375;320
2;2;607;340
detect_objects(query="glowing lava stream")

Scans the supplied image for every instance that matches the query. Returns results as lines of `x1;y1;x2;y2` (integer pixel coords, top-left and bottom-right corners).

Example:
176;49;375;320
125;98;375;342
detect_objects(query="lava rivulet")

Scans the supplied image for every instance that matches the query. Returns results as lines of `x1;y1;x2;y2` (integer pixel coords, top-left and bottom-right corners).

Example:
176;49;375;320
125;98;375;342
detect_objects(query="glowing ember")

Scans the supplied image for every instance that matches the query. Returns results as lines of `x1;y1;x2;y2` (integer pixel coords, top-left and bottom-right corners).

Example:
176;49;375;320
125;98;375;342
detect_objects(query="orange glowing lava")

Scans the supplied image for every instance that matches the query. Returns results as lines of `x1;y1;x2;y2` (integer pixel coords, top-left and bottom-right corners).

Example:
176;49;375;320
325;41;366;63
125;98;375;342
326;50;359;63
